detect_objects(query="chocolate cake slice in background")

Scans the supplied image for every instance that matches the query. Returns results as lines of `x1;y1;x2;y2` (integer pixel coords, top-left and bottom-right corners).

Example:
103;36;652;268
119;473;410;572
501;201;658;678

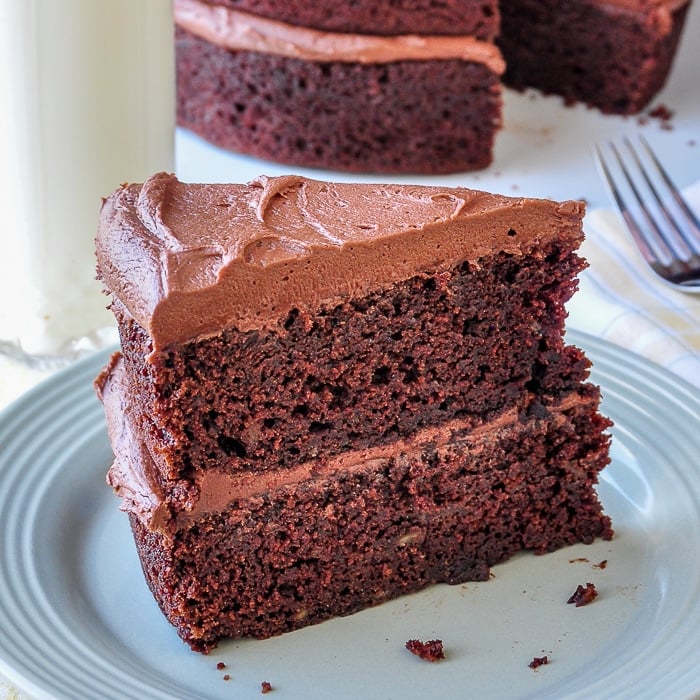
174;0;505;174
95;173;612;652
498;0;692;115
173;0;692;173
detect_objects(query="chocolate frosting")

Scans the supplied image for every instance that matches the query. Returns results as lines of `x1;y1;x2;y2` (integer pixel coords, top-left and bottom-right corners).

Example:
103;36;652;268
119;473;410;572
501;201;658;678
174;0;505;72
96;173;585;350
95;353;171;534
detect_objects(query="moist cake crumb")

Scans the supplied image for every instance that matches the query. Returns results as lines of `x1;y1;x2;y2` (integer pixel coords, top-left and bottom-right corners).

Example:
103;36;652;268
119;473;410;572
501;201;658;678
567;582;598;607
649;104;675;122
528;655;549;669
405;639;445;662
261;680;273;693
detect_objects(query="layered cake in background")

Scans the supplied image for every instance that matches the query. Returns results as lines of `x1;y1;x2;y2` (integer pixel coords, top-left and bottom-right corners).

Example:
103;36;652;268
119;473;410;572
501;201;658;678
173;0;692;173
95;173;613;652
498;0;693;115
174;0;505;173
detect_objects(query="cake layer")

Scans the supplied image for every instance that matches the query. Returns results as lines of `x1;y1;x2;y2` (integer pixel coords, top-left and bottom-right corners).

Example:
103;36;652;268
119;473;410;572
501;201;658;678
175;26;503;173
498;0;691;114
125;388;612;651
194;0;501;38
173;0;505;172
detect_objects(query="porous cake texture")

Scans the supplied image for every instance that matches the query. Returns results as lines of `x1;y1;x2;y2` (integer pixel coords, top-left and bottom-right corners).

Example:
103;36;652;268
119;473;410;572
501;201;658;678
96;173;613;652
174;0;505;174
498;0;692;115
173;0;691;173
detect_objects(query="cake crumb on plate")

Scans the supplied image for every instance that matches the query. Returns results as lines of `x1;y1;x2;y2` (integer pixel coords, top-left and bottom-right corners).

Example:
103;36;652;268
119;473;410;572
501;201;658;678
405;639;445;662
567;582;598;607
529;655;549;669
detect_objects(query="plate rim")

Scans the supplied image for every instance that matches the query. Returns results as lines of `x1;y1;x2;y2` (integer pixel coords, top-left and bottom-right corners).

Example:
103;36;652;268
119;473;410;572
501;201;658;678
0;331;699;700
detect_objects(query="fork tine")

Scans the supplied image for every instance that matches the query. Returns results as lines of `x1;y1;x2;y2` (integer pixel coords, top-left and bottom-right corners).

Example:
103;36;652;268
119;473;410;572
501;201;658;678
638;135;700;250
596;139;700;292
622;137;694;260
595;142;673;266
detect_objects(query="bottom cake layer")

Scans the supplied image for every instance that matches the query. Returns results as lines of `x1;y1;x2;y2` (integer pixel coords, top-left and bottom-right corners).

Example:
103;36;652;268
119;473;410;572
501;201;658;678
123;389;612;652
175;26;503;174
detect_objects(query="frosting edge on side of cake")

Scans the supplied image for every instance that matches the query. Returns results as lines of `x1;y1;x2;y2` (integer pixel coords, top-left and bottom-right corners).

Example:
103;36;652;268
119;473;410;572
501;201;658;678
174;0;506;72
96;173;585;350
96;352;172;534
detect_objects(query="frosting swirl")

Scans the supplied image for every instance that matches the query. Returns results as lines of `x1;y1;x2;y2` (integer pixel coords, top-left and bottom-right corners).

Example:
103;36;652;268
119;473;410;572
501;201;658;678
96;173;584;351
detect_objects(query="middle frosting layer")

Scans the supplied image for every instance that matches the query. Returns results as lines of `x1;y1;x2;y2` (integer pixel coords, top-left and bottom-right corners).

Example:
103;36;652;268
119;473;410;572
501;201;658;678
174;0;506;72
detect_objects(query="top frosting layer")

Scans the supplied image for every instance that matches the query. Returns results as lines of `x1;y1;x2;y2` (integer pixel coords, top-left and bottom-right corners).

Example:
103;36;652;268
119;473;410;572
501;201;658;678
174;0;505;72
595;0;688;11
96;173;584;350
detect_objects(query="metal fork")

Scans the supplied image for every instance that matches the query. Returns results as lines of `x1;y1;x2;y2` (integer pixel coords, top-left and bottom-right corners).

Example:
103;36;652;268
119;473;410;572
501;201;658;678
594;136;700;292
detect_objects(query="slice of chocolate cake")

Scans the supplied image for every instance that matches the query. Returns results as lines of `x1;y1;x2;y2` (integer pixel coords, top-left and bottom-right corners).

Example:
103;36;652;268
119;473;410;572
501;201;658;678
95;173;612;652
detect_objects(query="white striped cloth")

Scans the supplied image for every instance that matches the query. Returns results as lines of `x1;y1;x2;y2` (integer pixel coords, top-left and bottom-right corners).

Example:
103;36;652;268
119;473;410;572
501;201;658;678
568;182;700;389
0;680;24;700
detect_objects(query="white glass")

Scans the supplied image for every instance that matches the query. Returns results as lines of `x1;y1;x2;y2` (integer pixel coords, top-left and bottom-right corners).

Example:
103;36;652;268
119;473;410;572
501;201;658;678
0;0;174;363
